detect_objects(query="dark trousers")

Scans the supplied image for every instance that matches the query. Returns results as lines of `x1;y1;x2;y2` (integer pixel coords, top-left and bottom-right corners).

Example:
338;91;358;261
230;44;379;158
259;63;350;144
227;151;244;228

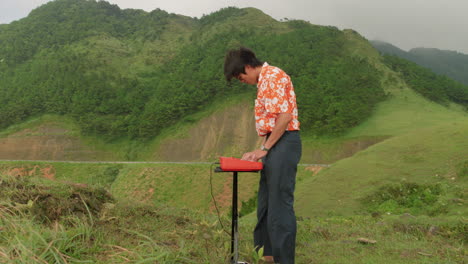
254;131;302;264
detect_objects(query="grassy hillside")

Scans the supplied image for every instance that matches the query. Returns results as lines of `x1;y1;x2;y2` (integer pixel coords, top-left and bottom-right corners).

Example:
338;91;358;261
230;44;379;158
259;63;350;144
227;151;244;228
297;121;468;215
296;85;468;217
287;40;468;218
1;0;467;220
346;88;467;137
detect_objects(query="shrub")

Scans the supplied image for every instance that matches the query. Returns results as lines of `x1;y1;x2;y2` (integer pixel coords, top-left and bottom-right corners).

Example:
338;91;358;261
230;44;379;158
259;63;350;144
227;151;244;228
361;182;448;215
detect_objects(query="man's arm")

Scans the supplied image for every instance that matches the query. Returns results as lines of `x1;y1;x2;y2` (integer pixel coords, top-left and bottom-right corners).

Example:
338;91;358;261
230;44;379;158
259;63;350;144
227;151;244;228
241;113;292;161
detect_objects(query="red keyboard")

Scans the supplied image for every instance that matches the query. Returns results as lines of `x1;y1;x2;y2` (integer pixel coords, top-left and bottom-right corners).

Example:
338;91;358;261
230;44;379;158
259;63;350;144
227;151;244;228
219;157;263;172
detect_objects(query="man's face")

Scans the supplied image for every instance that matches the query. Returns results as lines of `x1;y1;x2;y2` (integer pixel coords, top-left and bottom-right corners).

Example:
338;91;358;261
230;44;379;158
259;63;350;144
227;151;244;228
236;66;258;85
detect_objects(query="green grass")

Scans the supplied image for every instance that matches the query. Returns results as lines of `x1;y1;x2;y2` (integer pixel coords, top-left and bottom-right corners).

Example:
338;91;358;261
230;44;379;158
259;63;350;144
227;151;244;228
296;121;468;217
295;84;468;217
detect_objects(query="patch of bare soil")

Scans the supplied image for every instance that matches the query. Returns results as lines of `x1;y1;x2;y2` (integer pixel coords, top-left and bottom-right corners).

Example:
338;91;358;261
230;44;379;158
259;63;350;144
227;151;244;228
156;101;262;161
5;164;56;180
305;166;324;175
142;188;155;203
130;168;158;202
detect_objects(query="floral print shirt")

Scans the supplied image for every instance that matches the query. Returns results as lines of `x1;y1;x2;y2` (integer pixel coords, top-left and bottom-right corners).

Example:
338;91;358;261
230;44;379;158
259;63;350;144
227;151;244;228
255;62;300;136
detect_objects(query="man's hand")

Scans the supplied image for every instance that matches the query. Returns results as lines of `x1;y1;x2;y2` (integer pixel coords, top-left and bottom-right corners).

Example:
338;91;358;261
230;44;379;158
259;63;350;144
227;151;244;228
241;149;267;162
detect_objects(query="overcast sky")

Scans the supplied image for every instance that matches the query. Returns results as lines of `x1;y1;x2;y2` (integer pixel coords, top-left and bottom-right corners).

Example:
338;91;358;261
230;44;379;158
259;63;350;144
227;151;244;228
1;0;467;54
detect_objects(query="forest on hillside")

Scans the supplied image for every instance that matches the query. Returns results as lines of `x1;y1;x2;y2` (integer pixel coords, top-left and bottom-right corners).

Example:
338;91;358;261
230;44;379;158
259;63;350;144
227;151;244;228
1;0;466;140
383;55;468;109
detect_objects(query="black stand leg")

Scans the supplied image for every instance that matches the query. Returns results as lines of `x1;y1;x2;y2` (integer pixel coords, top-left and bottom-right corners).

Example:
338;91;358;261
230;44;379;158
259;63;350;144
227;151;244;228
231;172;238;264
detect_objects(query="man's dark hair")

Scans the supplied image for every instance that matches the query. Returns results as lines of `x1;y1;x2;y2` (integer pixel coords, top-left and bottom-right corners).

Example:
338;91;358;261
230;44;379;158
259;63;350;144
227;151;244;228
224;47;264;82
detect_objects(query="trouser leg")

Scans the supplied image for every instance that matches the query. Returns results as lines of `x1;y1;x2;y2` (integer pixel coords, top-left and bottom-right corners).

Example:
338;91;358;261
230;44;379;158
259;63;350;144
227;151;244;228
266;155;297;264
253;169;273;255
254;132;301;264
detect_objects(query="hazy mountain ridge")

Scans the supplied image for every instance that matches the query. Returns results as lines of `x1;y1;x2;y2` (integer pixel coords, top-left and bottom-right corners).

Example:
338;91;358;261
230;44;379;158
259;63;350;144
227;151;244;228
371;40;468;85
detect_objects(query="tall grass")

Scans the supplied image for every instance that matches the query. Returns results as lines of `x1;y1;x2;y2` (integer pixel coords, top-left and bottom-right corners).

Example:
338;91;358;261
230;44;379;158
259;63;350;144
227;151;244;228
0;206;97;263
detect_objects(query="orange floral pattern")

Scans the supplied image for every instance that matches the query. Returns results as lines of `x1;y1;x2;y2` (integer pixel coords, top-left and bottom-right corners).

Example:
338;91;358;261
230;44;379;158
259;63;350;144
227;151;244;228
255;62;300;136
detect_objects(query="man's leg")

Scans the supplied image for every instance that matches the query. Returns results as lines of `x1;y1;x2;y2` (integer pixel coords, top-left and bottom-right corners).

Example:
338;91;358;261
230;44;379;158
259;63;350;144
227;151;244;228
254;169;273;256
264;132;301;264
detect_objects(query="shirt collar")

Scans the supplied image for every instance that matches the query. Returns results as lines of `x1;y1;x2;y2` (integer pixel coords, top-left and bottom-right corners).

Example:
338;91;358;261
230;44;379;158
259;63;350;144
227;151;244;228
257;62;269;85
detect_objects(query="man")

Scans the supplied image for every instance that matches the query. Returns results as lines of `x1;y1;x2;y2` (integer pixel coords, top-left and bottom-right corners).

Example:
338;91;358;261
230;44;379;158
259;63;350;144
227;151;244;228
224;47;302;264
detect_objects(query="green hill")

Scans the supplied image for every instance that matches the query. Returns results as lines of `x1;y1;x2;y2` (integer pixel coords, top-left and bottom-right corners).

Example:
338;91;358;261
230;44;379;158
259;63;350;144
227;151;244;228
1;0;388;140
2;0;467;163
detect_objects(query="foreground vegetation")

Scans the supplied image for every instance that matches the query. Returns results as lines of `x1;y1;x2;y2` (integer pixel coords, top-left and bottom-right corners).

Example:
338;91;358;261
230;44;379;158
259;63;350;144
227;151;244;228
0;174;466;264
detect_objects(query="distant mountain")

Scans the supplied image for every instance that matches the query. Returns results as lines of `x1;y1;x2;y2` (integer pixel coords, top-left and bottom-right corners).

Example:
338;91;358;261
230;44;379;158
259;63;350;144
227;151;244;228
371;40;468;85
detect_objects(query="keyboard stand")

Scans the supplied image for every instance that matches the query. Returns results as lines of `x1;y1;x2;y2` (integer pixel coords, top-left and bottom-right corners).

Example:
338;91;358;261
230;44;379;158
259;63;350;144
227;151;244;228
214;166;261;264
